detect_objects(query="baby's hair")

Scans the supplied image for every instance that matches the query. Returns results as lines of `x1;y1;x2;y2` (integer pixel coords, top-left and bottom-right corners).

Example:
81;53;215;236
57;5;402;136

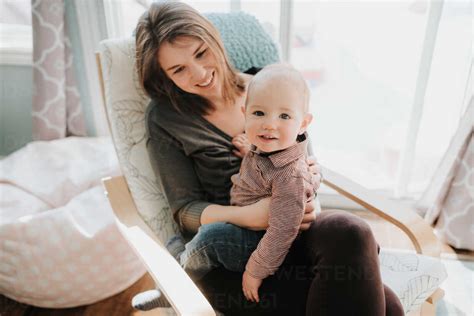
246;63;310;112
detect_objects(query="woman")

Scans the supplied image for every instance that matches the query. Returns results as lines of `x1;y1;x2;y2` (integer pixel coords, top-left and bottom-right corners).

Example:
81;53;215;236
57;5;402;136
134;2;404;315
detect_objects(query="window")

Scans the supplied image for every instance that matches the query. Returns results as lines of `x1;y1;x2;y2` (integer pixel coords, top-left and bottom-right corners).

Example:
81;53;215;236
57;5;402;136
109;0;232;38
291;1;430;196
181;1;231;13
240;1;280;42
103;0;149;38
409;0;472;195
0;0;32;65
290;0;471;199
114;0;472;202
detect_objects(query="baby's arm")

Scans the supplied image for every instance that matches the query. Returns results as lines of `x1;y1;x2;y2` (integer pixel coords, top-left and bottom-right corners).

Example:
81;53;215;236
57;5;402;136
243;172;307;300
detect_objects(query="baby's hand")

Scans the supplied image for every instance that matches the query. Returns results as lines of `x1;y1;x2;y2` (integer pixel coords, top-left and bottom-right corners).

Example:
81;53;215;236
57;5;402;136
242;271;262;303
232;133;251;158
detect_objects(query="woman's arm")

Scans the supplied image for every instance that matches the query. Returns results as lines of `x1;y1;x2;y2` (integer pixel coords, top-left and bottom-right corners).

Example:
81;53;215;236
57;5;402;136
147;106;214;233
147;121;271;234
201;198;270;230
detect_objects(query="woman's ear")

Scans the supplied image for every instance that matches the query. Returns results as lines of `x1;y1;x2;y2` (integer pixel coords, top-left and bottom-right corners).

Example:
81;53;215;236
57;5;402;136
299;113;313;134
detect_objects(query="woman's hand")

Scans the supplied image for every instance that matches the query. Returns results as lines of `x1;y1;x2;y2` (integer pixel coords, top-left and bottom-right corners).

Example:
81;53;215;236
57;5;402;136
299;156;323;231
307;155;322;191
300;199;317;231
232;133;251;158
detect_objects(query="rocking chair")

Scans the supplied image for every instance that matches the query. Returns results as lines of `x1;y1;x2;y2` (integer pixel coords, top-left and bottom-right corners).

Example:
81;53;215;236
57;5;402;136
96;11;448;316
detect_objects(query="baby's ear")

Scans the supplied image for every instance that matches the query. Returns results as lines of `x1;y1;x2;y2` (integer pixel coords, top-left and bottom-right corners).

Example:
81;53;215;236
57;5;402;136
241;105;246;115
299;113;313;134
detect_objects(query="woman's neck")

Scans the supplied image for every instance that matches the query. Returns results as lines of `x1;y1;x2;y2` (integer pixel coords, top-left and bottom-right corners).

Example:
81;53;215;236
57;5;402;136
208;72;251;112
208;97;230;111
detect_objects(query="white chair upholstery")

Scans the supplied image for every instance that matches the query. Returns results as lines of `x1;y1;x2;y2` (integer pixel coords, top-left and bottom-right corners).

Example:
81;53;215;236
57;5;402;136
98;36;447;315
379;249;447;313
99;38;179;244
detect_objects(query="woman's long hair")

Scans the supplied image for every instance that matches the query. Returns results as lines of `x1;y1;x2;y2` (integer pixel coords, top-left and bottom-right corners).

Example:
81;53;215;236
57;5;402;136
135;1;244;115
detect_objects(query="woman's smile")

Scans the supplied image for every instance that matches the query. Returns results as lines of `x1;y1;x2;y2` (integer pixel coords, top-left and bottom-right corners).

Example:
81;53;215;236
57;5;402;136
196;70;215;89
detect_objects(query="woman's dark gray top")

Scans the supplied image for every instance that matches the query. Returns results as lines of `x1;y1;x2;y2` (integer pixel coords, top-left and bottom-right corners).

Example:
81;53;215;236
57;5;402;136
145;97;242;234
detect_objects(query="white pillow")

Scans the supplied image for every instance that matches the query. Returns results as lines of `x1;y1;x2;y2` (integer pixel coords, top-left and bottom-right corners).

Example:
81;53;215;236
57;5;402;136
1;137;120;208
379;249;448;313
0;184;49;225
0;137;146;307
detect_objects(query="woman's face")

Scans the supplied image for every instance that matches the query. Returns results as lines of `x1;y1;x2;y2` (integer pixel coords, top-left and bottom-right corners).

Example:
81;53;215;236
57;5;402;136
158;36;222;100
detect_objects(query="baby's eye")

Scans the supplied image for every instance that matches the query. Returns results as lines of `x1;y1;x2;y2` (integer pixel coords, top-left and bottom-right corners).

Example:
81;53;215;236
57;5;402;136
280;113;291;120
252;111;264;116
196;48;208;59
173;66;184;74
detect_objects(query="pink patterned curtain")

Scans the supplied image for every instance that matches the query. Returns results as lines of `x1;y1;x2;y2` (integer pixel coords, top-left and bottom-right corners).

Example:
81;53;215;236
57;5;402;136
418;99;473;250
31;0;86;140
431;133;473;250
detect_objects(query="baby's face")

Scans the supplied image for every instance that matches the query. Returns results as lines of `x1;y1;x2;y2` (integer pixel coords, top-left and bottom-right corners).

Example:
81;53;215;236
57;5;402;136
244;78;311;153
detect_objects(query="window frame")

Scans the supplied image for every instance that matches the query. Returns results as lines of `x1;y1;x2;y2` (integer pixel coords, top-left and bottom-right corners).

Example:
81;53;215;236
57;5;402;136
394;0;445;198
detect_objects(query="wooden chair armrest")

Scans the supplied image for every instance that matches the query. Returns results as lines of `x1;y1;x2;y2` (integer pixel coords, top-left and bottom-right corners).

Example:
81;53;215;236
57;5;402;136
321;166;444;257
102;176;215;316
121;225;215;316
102;176;161;245
426;288;444;304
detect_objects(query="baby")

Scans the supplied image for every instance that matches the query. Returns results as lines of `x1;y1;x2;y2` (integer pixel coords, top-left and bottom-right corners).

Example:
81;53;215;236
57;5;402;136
231;63;314;302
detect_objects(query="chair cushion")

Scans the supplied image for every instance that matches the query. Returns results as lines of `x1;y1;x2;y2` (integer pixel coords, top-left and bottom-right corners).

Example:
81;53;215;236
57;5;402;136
99;37;178;244
379;249;448;314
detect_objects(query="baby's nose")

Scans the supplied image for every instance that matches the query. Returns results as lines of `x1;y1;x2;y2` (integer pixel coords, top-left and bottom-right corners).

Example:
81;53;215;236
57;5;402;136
262;119;276;130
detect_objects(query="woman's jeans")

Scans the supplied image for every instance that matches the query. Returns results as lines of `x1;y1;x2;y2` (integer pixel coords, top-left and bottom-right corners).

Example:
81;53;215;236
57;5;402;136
179;210;404;316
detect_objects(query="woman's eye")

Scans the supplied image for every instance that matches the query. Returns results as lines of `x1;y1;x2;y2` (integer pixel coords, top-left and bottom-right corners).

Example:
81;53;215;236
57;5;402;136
252;111;264;116
173;66;184;74
196;48;207;59
280;113;291;120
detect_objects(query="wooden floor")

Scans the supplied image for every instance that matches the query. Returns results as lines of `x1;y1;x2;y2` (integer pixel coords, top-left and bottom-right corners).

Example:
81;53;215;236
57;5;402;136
0;273;156;316
1;209;472;316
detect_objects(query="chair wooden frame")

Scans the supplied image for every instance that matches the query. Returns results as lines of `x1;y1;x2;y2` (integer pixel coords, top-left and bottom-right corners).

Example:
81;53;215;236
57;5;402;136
96;52;448;316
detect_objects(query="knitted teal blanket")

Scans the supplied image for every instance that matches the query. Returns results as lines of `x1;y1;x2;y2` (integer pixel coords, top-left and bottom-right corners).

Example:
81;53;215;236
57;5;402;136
205;12;280;72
